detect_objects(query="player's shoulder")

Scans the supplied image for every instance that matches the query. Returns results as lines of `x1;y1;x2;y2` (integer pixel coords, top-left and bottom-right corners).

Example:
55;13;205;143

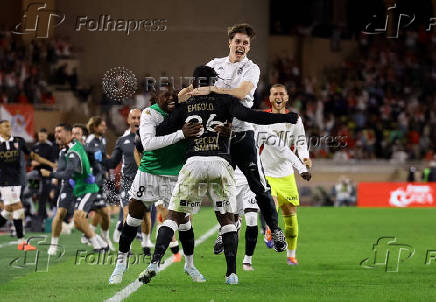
206;56;227;67
13;136;26;144
142;106;160;120
244;58;260;72
85;134;95;144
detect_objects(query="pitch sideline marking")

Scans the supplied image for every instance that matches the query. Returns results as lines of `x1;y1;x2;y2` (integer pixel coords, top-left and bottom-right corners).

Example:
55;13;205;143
0;241;18;249
104;224;220;302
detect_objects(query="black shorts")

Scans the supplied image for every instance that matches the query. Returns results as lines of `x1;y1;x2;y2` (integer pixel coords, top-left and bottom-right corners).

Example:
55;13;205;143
75;193;98;213
57;191;75;218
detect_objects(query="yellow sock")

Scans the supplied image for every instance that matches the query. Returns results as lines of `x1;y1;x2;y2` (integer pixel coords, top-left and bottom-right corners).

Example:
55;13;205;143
283;214;298;251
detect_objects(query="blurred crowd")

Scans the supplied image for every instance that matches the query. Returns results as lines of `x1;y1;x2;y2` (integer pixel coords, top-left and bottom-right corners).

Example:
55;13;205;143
0;26;76;105
267;34;436;161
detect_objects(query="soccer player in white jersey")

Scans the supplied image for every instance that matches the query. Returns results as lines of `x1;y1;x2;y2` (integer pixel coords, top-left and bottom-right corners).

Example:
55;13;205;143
256;84;312;265
179;23;287;252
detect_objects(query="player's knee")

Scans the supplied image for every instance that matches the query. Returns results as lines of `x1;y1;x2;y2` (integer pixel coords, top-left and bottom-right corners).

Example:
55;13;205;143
221;223;237;234
13;208;25;220
74;210;86;221
178;220;192;231
245;211;258;227
128;199;146;218
57;208;67;220
126;214;142;227
161;219;179;233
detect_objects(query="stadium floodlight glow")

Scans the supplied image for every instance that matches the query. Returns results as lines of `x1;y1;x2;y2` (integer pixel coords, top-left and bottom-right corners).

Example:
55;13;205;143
102;66;137;103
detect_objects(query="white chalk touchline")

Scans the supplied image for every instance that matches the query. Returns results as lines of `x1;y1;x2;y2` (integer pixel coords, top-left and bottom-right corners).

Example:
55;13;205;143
104;224;220;302
0;241;18;249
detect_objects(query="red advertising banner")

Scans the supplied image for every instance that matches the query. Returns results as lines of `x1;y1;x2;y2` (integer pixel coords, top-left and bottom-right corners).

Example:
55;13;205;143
358;182;436;207
0;105;34;142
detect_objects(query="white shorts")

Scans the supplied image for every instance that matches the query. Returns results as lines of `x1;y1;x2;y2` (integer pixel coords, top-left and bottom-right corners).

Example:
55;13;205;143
0;186;21;206
169;156;236;215
235;184;259;215
129;170;177;208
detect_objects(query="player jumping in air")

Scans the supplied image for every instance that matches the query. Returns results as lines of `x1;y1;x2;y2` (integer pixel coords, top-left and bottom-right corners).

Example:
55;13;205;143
138;66;299;285
179;23;288;252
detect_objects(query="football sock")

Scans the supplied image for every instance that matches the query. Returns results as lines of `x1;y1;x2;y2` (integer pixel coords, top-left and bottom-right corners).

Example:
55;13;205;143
244;211;258;257
151;220;177;263
283;214;298;251
13;219;24;239
245;226;258;257
169;241;179;254
179;227;194;256
222;224;238;277
119;215;142;253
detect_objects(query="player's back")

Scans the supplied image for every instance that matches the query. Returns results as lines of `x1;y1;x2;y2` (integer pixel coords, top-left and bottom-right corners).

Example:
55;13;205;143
181;93;235;162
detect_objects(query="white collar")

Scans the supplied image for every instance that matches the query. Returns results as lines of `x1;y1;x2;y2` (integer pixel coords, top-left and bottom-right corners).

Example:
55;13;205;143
0;135;14;143
225;56;248;65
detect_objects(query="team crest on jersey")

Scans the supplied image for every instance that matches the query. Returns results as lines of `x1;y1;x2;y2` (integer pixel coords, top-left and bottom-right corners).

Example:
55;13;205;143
145;109;151;115
237;67;243;75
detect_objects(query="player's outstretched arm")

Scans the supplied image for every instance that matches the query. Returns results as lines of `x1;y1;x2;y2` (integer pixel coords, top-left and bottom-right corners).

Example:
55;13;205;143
30;152;57;169
178;84;193;103
229;98;299;124
41;153;80;179
103;138;122;169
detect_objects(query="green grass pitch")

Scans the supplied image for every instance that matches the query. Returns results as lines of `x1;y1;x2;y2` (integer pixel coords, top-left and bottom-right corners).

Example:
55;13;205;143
0;207;435;302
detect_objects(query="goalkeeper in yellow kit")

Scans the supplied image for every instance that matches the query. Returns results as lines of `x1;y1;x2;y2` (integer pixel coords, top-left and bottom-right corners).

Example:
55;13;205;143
256;84;312;265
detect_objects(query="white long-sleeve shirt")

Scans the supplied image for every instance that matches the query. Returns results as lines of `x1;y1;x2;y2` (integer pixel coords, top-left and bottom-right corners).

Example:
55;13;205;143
206;56;260;132
256;117;309;178
139;106;185;151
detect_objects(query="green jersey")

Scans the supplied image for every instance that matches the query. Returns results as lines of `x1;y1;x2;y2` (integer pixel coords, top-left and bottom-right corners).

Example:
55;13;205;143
66;140;99;197
138;104;186;176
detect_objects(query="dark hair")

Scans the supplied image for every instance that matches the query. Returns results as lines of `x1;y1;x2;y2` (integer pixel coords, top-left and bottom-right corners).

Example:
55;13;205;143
38;128;47;133
87;116;104;134
270;84;288;93
55;123;72;132
73;123;89;137
192;66;218;88
228;23;255;40
0;120;10;125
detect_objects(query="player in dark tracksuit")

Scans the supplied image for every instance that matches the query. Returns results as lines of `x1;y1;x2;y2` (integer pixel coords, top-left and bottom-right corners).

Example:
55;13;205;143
85;117;114;250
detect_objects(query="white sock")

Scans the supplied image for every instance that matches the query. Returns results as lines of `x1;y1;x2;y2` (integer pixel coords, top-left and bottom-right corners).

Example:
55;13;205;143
116;251;128;265
287;249;296;258
101;229;109;241
243;255;252;264
142;232;150;244
18;238;25;244
88;235;100;249
169;241;179;248
185;255;194;268
51;237;59;246
89;224;96;232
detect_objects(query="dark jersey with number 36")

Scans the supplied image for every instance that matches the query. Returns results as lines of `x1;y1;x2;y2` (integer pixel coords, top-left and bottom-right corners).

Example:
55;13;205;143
155;93;298;163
